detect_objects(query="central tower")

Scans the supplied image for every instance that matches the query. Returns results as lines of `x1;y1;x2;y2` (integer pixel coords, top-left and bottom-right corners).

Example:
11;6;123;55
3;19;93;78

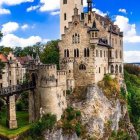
60;0;83;35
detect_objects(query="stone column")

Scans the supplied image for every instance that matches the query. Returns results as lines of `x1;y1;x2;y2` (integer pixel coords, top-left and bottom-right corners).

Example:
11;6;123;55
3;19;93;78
29;90;35;123
7;95;17;129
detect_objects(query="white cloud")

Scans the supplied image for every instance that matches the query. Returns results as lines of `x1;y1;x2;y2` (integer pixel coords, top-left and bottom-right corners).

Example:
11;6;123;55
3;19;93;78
51;11;60;16
0;8;11;15
124;51;140;63
0;34;48;47
0;0;34;6
119;9;127;14
21;24;29;30
92;8;107;17
39;0;60;12
114;16;140;43
1;22;19;35
0;0;34;14
26;5;40;12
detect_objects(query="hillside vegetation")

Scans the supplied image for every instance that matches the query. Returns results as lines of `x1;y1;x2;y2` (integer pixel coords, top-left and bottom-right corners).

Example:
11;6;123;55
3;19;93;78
124;64;140;138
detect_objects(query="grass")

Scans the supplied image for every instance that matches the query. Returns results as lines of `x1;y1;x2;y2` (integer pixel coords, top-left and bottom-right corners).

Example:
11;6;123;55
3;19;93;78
0;108;31;139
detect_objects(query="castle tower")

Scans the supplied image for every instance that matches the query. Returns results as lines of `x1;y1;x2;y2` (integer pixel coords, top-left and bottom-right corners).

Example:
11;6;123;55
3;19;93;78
60;0;83;35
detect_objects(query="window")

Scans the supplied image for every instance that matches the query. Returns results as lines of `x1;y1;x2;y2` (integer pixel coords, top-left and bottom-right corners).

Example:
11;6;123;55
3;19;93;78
99;67;101;73
91;31;98;38
104;51;105;57
79;64;86;70
63;0;67;4
64;13;67;20
115;38;117;44
120;40;122;46
81;0;83;5
64;49;69;57
74;49;79;57
100;50;102;57
84;48;90;57
96;50;98;57
72;34;80;44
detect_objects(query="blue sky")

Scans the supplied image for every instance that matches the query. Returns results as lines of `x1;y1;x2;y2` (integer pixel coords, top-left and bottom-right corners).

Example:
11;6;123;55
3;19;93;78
0;0;140;62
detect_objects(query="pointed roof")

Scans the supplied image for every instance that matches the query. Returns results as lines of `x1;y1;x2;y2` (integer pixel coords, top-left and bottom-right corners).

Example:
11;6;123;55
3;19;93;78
88;20;99;32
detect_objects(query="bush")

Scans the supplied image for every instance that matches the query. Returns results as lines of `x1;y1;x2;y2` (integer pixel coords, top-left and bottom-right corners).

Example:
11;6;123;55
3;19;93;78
75;123;82;137
30;114;56;138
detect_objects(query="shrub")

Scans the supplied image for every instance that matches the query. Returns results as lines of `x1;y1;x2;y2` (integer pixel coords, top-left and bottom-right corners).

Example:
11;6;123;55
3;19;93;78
30;114;56;138
75;123;82;137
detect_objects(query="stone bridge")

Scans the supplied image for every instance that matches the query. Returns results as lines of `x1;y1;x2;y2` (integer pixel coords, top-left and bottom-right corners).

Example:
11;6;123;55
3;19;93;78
0;82;35;129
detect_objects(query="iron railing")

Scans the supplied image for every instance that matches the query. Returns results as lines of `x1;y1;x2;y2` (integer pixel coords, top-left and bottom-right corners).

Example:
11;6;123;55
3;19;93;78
0;82;35;97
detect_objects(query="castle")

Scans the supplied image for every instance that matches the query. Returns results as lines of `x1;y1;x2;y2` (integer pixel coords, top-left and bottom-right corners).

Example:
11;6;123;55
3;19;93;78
28;0;124;121
0;0;124;125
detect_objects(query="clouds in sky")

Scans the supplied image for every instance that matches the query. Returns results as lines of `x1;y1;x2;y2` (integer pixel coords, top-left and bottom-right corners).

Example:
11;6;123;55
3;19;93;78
119;9;127;14
0;21;48;47
0;0;34;15
114;16;140;43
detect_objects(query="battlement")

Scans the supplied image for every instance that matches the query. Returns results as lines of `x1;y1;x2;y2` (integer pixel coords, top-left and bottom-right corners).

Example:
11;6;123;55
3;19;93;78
39;64;57;71
61;57;75;64
57;70;66;76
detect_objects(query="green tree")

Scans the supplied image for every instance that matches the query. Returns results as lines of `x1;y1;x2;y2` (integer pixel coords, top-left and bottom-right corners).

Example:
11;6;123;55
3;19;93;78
40;40;59;69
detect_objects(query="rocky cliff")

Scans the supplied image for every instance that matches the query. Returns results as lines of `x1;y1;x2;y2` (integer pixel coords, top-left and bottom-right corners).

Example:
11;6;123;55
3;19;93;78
44;84;138;140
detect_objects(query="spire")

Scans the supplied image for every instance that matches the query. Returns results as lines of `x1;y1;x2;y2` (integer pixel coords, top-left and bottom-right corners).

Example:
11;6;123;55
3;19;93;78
87;0;92;12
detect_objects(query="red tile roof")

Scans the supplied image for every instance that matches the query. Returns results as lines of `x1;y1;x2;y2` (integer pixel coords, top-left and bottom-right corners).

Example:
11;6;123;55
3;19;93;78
0;53;8;63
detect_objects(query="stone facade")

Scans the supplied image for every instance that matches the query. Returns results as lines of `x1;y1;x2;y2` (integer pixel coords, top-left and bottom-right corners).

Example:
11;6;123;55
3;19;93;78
59;1;123;88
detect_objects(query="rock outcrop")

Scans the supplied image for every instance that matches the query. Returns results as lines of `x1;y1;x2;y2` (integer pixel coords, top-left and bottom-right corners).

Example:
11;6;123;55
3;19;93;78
44;84;138;140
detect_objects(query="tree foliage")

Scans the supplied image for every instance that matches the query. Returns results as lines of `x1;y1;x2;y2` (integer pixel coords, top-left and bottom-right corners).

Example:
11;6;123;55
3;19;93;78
124;64;140;138
40;40;60;69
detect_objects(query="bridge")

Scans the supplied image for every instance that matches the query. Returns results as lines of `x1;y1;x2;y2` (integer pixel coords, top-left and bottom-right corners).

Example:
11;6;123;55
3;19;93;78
0;82;35;97
0;82;36;129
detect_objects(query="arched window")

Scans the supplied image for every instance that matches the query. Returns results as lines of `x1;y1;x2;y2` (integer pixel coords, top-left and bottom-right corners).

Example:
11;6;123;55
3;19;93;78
79;64;86;70
78;34;80;43
77;49;79;57
111;65;114;74
75;33;77;43
109;50;112;58
67;49;69;57
119;65;122;73
74;49;79;57
104;67;106;74
64;49;69;57
84;48;90;57
115;65;118;74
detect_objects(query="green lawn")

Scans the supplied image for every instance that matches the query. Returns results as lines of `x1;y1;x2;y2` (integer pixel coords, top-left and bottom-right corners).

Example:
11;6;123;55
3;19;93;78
0;108;31;139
